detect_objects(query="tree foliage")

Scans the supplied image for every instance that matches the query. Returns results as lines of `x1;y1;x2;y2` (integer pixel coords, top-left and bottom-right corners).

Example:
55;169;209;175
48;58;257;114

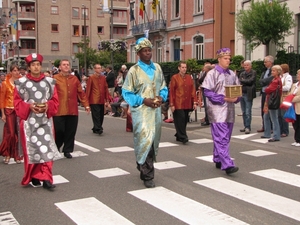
236;0;295;54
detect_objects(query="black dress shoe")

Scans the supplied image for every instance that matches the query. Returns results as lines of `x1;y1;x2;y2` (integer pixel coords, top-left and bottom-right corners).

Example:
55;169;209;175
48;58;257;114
43;180;56;189
144;180;155;188
260;136;270;138
215;162;221;169
64;152;72;159
268;138;280;142
31;178;41;186
239;128;245;132
201;122;210;126
182;138;189;144
225;167;239;175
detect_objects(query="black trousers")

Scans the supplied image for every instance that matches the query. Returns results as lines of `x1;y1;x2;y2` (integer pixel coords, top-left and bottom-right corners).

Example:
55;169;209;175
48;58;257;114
90;104;105;132
137;145;155;181
173;109;189;141
293;115;300;143
53;115;78;153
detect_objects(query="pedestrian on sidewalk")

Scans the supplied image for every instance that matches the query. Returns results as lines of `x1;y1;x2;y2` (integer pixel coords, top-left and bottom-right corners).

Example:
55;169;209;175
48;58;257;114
122;37;168;188
169;61;196;144
290;69;300;146
202;48;240;175
239;60;256;134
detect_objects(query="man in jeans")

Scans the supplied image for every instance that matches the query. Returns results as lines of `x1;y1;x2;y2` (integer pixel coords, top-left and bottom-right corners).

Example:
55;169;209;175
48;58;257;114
239;60;256;134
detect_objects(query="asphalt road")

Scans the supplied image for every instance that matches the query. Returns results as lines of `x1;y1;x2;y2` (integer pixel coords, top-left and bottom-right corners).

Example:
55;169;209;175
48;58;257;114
0;95;300;225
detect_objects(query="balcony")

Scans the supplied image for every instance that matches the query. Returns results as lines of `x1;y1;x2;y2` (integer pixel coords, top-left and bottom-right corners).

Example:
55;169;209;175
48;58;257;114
113;16;127;25
12;0;36;3
132;20;166;36
18;11;35;20
7;48;36;58
19;30;36;39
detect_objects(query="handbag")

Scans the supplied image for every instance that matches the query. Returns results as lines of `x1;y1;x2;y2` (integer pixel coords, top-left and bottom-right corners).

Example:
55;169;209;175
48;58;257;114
283;105;296;123
280;94;294;110
268;83;280;110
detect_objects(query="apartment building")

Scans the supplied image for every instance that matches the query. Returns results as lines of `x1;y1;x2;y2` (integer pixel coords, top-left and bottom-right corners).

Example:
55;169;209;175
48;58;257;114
235;0;300;61
126;0;236;63
1;0;127;70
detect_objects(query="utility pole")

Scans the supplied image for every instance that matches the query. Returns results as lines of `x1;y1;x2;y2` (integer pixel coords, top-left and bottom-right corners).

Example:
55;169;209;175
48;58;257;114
110;0;114;67
82;4;87;76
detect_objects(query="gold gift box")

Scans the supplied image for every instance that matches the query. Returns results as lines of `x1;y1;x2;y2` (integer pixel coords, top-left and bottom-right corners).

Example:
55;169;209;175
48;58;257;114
224;85;242;98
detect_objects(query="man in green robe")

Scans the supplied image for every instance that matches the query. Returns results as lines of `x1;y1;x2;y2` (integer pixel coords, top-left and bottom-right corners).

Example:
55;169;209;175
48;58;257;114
122;37;168;188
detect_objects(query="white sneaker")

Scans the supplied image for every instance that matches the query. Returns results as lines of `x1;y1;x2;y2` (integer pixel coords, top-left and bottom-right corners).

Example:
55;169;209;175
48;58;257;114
295;143;300;147
291;142;297;146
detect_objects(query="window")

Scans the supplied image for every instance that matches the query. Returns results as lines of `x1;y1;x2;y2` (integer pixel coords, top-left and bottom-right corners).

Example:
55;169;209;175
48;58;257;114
73;43;79;53
195;0;203;13
156;41;162;63
82;26;89;36
113;10;126;18
72;7;79;18
51;42;59;51
21;22;35;30
173;0;180;18
97;9;104;17
97;26;104;34
130;44;136;63
21;40;35;49
51;24;58;32
52;0;57;3
51;6;58;14
195;36;204;60
81;8;89;19
113;27;127;35
298;15;300;54
73;25;79;36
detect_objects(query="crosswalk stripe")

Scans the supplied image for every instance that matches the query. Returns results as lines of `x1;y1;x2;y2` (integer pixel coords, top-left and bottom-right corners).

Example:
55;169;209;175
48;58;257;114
240;150;277;157
250;168;300;188
75;141;100;152
0;211;19;225
232;133;257;139
105;146;134;152
154;161;186;170
89;168;130;178
55;197;134;225
128;186;248;225
194;177;300;222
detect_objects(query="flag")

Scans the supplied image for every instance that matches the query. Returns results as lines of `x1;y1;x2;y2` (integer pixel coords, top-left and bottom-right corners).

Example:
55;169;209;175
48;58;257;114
152;0;158;14
139;0;145;19
144;30;149;38
130;6;135;21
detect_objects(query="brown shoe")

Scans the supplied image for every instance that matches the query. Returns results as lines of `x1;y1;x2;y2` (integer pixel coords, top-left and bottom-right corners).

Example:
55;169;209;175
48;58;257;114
257;128;264;132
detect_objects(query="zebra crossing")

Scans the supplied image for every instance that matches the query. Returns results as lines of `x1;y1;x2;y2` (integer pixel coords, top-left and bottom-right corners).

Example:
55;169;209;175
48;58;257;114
2;135;300;224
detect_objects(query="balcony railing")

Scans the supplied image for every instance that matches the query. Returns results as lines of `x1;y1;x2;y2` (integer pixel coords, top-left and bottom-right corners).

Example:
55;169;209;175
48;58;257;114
19;30;36;38
18;12;35;20
7;48;36;58
132;20;166;35
113;16;127;24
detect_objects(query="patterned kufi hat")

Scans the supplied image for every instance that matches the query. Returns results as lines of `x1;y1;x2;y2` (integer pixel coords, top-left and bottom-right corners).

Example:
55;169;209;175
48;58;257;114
216;48;231;58
25;53;43;65
134;37;153;52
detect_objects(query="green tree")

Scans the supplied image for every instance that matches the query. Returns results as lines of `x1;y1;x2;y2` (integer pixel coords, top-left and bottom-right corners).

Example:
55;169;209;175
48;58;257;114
236;0;295;55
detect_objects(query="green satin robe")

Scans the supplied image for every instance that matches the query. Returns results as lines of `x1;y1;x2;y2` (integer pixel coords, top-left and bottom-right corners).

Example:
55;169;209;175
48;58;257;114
122;63;166;164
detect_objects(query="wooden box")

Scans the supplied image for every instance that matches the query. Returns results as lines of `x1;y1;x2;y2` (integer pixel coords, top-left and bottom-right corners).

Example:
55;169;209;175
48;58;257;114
224;85;242;98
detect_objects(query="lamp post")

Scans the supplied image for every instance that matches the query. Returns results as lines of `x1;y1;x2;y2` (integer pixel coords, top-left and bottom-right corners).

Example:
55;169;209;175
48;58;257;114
110;0;114;67
82;4;87;76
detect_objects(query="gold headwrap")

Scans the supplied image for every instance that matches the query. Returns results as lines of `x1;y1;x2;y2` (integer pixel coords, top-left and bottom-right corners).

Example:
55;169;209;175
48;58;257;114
134;37;153;52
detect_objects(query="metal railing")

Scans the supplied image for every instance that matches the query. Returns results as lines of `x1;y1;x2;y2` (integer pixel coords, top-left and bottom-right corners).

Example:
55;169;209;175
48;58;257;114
132;20;166;35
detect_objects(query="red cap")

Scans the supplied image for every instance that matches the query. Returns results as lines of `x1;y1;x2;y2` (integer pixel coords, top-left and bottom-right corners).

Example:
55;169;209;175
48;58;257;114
25;53;43;65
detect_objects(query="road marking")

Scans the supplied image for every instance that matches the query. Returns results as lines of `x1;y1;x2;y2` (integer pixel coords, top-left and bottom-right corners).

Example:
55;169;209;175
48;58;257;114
89;167;130;178
196;155;234;163
194;177;300;222
232;133;257;139
55;197;134;225
60;150;88;158
75;140;100;152
154;161;186;170
251;139;269;144
53;175;69;184
159;142;179;147
240;150;277;157
128;186;248;225
189;138;213;144
250;169;300;188
105;146;134;152
0;211;19;225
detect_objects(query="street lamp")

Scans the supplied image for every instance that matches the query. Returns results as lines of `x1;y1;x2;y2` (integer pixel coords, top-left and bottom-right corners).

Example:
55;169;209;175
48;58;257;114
110;0;114;67
82;4;87;76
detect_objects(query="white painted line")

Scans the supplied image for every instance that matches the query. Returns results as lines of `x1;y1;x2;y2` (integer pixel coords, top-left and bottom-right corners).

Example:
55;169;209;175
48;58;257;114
89;168;130;178
55;197;134;225
196;155;234;163
105;146;134;153
297;165;300;167
53;175;69;184
159;142;179;147
60;151;88;158
0;211;20;225
240;150;277;157
154;161;186;170
189;138;213;144
128;186;248;225
194;177;300;222
250;169;300;188
75;141;100;152
232;133;257;139
251;139;269;144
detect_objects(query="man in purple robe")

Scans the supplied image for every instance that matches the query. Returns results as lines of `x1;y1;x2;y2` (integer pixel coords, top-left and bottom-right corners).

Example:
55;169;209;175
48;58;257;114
201;48;240;174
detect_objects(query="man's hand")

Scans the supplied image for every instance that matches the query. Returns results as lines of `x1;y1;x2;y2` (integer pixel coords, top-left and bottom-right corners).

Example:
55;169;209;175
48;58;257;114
143;97;162;108
224;97;238;103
